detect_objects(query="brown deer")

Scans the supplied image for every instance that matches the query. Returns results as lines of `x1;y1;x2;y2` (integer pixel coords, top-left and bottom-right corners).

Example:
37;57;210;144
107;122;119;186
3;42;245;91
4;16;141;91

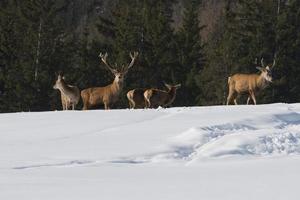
81;52;138;110
53;74;80;110
60;93;69;110
226;58;275;105
127;88;147;109
144;83;181;108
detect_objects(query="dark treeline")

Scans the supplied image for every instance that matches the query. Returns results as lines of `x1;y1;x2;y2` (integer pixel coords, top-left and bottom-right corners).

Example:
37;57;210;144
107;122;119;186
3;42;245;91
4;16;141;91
0;0;299;112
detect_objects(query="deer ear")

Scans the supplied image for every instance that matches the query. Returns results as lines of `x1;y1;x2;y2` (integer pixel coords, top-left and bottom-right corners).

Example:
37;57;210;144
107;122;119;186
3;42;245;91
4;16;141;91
175;84;181;88
266;66;270;71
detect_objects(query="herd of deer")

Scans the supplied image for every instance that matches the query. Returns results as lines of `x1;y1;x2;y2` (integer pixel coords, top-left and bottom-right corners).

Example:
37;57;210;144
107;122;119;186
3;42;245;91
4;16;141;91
53;51;275;110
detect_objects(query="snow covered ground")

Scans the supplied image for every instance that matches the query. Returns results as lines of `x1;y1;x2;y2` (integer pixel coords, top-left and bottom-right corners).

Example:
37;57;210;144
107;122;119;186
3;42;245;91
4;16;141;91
1;103;300;200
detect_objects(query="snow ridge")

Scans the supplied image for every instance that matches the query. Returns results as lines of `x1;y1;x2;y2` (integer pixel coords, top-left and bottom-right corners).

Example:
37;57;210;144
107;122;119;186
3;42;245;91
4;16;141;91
114;108;300;164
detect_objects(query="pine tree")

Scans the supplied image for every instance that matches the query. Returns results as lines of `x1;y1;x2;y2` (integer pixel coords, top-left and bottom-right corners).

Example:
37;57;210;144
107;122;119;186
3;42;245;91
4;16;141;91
0;0;73;112
0;1;24;112
141;0;178;88
93;0;142;108
94;0;178;108
176;0;204;106
199;0;278;105
274;0;300;103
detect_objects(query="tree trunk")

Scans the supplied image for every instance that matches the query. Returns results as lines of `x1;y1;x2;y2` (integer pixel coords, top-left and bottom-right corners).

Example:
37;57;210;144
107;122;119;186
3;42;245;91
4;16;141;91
34;18;42;81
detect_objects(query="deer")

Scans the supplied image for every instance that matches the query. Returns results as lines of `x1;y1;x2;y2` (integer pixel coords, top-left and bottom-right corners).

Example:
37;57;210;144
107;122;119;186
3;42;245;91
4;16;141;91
144;83;181;108
81;51;139;110
60;93;69;110
53;74;80;110
127;88;147;109
226;57;275;105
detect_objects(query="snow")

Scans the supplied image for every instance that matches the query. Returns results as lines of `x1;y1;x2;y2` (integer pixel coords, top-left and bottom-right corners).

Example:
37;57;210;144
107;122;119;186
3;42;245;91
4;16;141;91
1;103;300;199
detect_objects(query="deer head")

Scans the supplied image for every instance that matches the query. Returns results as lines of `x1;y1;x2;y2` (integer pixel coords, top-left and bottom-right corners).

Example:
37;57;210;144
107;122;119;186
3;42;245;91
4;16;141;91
53;73;66;90
99;52;139;84
164;83;181;91
256;57;276;83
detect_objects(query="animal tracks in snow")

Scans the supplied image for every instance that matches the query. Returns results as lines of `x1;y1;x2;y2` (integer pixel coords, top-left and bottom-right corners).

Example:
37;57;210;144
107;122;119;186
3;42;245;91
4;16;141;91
8;105;300;169
112;111;300;165
13;160;96;170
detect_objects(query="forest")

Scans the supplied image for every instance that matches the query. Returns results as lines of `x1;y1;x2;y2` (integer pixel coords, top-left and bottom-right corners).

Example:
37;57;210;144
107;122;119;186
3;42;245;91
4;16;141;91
0;0;299;112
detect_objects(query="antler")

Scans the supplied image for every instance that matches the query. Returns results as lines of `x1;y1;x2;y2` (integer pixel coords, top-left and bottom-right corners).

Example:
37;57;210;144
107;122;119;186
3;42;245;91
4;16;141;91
272;59;276;68
261;58;265;67
99;52;116;73
124;51;139;73
272;53;277;68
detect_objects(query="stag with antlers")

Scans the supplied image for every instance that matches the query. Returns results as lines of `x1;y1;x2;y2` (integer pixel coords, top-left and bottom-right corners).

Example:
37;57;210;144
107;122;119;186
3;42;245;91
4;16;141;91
226;57;275;105
81;52;139;110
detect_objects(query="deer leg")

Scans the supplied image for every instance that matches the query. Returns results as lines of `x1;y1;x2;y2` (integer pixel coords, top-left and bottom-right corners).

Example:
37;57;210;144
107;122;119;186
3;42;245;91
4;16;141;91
226;91;234;105
250;91;257;105
234;98;238;105
247;96;251;105
104;102;110;110
62;103;66;110
128;101;132;109
82;102;87;110
232;92;239;105
129;100;135;109
128;102;132;109
82;104;88;110
72;103;75;110
145;99;151;108
82;98;88;110
144;99;148;108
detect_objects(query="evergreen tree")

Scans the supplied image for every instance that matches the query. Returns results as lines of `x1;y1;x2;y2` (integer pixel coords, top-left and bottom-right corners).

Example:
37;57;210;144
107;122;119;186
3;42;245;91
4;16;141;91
199;0;278;105
93;0;142;108
0;0;24;112
142;0;178;88
0;0;73;112
95;0;178;108
176;0;204;106
274;0;300;103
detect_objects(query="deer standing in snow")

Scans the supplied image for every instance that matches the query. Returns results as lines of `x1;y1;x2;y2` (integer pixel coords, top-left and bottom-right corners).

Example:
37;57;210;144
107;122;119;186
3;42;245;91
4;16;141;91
144;83;181;108
53;74;80;110
81;52;138;110
127;88;147;109
226;58;275;105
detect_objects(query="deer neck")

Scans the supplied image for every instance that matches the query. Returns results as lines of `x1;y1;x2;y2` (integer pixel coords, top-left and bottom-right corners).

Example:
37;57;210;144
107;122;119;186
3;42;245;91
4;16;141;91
58;81;72;96
166;88;177;106
257;74;269;90
111;78;123;95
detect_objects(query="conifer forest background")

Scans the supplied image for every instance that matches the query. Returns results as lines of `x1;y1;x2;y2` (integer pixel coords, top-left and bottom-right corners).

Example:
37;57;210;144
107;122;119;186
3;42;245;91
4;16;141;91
0;0;299;112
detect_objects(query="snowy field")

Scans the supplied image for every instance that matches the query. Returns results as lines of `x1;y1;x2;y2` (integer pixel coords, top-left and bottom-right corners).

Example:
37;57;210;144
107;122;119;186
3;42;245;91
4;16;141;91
1;103;300;200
